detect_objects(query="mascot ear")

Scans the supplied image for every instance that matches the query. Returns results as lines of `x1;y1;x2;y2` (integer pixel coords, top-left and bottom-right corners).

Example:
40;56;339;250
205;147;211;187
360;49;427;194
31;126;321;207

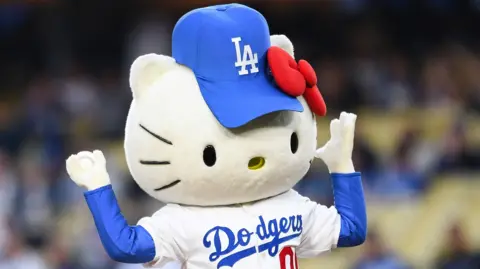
270;35;294;58
129;53;176;99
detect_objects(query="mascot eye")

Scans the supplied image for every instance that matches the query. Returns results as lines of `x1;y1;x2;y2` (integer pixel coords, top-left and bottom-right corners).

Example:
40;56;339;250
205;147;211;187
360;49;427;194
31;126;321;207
203;145;216;167
290;132;299;154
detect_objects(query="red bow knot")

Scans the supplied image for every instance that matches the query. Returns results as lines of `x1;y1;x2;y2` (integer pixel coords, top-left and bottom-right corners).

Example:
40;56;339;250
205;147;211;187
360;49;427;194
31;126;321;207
267;46;327;117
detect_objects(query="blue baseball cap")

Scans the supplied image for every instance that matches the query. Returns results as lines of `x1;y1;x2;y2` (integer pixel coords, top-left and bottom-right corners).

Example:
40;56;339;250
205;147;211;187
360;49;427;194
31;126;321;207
172;3;304;128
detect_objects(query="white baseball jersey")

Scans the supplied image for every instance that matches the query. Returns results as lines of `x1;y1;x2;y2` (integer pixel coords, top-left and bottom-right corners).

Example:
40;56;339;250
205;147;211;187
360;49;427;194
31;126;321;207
138;190;341;269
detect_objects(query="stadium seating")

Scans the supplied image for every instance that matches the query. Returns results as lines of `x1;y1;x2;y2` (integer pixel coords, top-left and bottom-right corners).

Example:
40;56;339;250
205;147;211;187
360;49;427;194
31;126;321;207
302;175;480;268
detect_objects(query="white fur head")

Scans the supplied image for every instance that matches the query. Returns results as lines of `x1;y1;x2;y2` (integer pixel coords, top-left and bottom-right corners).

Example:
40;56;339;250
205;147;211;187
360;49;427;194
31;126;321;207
124;35;318;206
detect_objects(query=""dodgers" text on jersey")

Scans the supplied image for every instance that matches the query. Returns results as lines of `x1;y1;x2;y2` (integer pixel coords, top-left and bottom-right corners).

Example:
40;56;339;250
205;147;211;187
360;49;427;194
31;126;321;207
203;215;303;268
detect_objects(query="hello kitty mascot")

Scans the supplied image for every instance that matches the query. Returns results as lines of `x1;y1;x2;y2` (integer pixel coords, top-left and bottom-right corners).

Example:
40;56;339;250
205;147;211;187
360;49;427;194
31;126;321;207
65;3;367;269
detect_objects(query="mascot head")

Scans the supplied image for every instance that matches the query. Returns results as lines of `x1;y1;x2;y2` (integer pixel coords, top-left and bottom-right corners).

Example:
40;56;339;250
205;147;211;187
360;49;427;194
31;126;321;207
124;3;327;206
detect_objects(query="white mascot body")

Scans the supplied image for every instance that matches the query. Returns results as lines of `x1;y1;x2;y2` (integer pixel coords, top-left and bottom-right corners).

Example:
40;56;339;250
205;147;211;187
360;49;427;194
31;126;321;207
66;3;367;269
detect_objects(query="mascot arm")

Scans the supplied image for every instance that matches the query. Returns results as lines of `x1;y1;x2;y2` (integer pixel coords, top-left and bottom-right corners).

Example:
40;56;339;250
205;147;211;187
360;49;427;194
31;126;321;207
84;184;156;263
66;150;156;263
319;112;367;247
297;112;366;256
332;172;366;247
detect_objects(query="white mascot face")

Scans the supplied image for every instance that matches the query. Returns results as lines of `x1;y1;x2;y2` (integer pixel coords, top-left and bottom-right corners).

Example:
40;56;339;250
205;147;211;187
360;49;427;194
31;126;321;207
124;36;318;206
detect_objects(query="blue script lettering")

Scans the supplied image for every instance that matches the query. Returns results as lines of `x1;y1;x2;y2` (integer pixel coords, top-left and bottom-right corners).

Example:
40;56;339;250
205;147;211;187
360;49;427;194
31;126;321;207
203;215;303;268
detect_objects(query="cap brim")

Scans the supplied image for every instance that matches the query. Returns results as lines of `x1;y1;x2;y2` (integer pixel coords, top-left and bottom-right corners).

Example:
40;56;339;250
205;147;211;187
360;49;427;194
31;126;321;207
197;75;304;128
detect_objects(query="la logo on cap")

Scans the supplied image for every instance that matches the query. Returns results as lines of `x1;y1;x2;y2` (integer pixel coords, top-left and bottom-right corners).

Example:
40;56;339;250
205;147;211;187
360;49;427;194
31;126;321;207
232;37;259;76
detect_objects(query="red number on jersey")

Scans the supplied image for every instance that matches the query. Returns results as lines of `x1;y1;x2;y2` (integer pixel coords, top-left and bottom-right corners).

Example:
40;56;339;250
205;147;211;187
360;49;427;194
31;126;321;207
279;246;298;269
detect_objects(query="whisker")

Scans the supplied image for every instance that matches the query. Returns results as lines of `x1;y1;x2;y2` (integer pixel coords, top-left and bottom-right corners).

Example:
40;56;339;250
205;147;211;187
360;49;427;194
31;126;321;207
139;124;173;145
140;160;171;165
154;179;181;191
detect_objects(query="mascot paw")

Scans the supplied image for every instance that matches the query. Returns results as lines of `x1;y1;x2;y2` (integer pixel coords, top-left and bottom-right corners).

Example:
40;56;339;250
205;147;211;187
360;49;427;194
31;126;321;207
315;112;357;173
66;150;111;191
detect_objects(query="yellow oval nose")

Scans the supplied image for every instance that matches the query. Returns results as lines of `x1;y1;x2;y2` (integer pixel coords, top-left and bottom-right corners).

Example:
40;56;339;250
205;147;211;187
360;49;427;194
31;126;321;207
248;157;265;170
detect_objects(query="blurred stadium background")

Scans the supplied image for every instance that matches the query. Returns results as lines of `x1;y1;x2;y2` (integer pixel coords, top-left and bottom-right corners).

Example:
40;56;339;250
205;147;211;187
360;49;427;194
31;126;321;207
1;0;480;268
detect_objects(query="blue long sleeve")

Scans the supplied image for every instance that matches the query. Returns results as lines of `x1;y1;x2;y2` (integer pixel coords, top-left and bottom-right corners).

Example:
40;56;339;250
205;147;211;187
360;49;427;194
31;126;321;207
331;172;367;247
84;185;156;263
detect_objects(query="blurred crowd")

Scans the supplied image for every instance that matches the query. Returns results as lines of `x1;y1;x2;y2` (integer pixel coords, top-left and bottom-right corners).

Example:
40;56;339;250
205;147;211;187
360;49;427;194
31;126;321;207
1;1;480;268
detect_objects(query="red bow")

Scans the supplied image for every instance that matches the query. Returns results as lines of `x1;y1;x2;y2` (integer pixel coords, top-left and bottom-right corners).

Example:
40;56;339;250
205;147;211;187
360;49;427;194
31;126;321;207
267;46;327;117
